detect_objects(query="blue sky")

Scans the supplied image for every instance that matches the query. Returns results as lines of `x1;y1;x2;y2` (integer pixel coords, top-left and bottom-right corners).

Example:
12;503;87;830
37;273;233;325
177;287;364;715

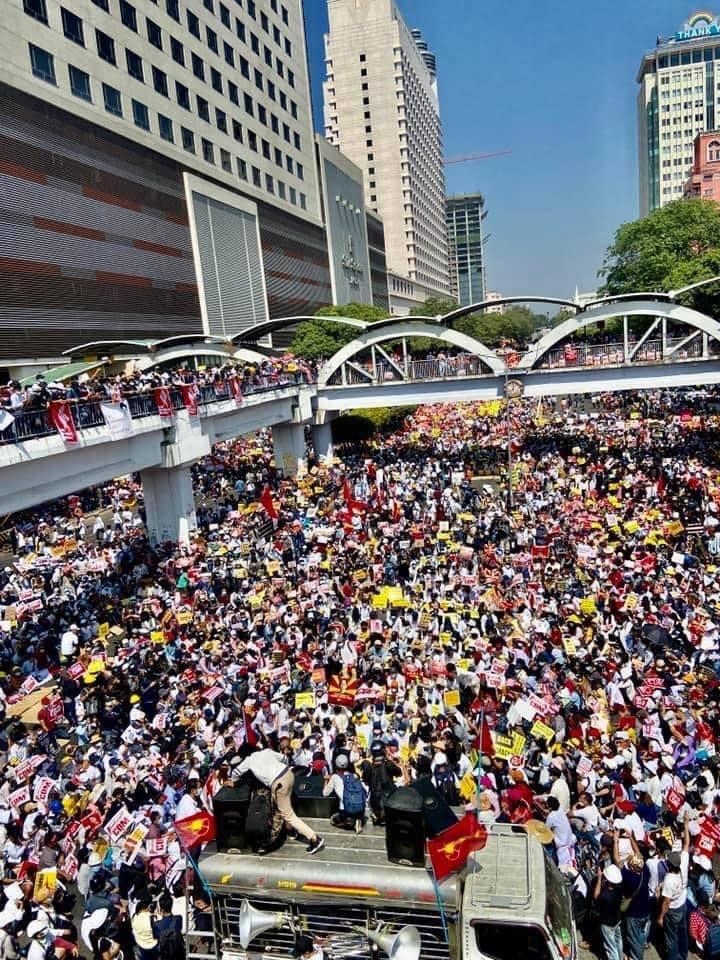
303;0;706;303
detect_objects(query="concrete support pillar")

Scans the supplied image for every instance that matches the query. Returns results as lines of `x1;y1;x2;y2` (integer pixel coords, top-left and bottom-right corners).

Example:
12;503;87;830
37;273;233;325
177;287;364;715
142;466;197;546
312;421;334;462
272;422;307;477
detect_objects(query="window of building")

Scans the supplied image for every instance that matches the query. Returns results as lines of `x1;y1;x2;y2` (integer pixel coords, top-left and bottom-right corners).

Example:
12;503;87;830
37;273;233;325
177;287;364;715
293;131;301;150
248;130;257;151
236;19;245;42
126;49;143;81
146;18;162;48
250;32;259;54
252;165;261;186
182;126;195;152
273;24;280;44
284;37;291;56
276;58;284;78
192;53;205;80
96;28;116;63
216;107;227;132
261;138;270;159
247;0;255;16
290;100;297;119
708;140;720;162
203;0;213;11
239;55;249;78
265;173;274;193
187;10;200;37
281;4;287;25
158;113;173;141
270;113;278;133
62;8;84;44
237;157;247;179
244;92;254;115
232;118;243;141
261;10;268;31
299;193;306;210
153;66;168;96
220;2;230;26
366;139;373;147
224;41;234;66
202;137;214;162
285;155;292;173
279;90;287;109
102;82;122;115
257;104;267;125
132;98;150;129
211;67;223;92
197;95;210;121
289;186;296;204
254;67;263;90
278;179;285;198
282;122;290;142
91;0;109;11
68;63;91;99
166;0;179;20
24;0;48;24
171;36;184;64
361;82;368;91
228;81;239;104
274;146;282;166
220;147;231;171
176;80;190;109
206;27;218;53
296;161;303;180
264;45;272;65
266;79;276;101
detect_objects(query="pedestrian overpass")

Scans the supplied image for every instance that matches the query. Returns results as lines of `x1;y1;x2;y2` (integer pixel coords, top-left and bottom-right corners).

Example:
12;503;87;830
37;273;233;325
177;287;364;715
2;293;719;539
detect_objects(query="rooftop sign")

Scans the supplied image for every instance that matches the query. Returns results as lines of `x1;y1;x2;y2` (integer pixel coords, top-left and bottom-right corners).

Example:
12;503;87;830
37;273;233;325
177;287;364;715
675;11;720;40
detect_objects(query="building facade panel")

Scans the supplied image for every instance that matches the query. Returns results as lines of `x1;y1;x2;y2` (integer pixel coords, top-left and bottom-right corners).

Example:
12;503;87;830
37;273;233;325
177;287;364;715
446;193;485;307
366;210;388;309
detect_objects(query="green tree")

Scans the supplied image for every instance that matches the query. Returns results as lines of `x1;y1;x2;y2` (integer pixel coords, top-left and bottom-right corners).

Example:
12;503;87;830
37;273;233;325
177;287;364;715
599;198;720;315
414;297;461;319
288;302;390;360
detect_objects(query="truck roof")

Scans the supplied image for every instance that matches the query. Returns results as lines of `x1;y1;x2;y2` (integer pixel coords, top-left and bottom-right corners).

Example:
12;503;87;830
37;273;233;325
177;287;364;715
199;818;459;911
462;825;547;927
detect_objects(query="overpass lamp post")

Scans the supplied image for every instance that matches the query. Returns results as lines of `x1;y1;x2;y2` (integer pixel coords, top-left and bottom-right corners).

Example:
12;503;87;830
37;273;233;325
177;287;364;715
504;375;524;510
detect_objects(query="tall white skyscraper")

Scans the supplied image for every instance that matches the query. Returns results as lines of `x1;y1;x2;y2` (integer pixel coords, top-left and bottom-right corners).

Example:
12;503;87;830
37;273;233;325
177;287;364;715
323;0;449;299
638;11;720;215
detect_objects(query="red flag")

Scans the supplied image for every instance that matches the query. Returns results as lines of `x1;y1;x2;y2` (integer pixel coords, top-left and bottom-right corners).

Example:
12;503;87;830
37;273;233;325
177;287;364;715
154;387;174;418
48;401;78;443
427;812;488;883
229;376;243;404
342;478;352;503
328;669;358;707
474;714;494;756
260;486;278;521
174;811;216;848
181;384;199;415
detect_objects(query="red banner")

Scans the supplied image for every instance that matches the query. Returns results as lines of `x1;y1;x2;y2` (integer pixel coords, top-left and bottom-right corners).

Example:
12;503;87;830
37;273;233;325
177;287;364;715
666;786;685;814
260;486;279;521
427;812;488;884
174;811;216;848
154;387;174;418
229;376;243;404
181;384;199;415
49;401;78;443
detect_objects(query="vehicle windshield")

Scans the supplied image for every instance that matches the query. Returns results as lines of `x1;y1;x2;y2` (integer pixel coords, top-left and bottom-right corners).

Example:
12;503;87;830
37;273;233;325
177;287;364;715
473;921;552;960
544;857;574;958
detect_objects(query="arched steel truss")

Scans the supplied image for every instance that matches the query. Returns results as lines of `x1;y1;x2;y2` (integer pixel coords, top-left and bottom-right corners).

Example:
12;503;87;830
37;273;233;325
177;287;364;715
318;320;505;387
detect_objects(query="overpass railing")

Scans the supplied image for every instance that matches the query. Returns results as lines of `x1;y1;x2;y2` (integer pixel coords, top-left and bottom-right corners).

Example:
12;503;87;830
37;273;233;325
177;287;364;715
326;337;718;385
1;373;312;445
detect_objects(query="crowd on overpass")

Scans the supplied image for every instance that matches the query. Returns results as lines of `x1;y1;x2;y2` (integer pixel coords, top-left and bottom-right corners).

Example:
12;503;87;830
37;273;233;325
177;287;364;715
2;390;720;958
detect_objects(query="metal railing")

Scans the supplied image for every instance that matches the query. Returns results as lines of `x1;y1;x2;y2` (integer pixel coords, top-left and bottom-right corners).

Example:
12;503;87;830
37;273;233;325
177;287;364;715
536;336;717;369
1;372;313;445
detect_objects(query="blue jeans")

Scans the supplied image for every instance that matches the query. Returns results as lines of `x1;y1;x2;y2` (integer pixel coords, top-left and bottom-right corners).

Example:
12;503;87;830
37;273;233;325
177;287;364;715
664;905;688;960
624;915;649;960
601;922;623;960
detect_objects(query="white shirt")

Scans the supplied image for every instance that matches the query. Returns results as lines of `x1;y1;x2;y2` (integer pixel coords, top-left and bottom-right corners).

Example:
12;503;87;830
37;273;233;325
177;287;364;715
661;851;689;909
174;792;201;821
235;749;288;788
550;776;571;812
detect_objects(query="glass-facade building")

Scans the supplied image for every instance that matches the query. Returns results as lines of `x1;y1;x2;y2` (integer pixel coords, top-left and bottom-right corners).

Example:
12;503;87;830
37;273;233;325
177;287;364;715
638;13;720;215
446;193;486;307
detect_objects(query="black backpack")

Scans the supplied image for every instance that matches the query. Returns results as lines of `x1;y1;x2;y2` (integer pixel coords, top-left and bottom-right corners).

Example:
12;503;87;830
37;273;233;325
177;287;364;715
158;925;186;960
245;788;275;851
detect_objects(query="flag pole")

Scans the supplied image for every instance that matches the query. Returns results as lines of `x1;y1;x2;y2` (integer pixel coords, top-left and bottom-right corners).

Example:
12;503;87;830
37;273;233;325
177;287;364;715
427;857;450;947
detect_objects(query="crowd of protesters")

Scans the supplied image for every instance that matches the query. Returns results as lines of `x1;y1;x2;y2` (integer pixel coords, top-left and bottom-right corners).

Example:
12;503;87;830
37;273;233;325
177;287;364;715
2;387;720;959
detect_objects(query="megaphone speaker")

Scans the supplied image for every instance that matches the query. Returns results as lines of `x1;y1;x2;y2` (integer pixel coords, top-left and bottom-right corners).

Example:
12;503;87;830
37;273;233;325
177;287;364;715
238;899;288;949
384;787;425;867
368;924;422;960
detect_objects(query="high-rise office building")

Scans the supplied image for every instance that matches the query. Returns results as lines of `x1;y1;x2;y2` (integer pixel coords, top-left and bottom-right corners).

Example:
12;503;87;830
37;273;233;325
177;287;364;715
446;193;486;307
0;0;333;363
637;11;720;215
323;0;449;301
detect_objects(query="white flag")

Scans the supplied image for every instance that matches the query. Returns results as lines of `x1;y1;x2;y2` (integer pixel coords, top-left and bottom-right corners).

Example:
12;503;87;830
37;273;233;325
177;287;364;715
0;409;15;433
101;402;133;440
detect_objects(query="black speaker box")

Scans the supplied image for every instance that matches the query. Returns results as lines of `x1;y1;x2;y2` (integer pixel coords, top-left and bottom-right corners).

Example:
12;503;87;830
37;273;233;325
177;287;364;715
411;777;459;838
384;787;426;867
214;782;253;852
292;774;339;819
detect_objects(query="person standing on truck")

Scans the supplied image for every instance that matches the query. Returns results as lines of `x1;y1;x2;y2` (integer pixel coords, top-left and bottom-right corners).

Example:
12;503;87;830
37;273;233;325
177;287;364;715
362;740;403;827
322;754;367;833
234;748;325;855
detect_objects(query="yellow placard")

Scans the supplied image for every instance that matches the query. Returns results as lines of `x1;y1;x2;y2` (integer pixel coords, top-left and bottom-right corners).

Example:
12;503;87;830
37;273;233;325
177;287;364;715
511;732;526;755
371;593;388;609
530;720;555;743
294;692;316;709
98;622;109;639
150;630;165;644
457;659;471;671
443;690;461;709
399;745;410;762
177;610;193;625
562;637;577;656
33;868;57;902
430;704;441;717
357;733;368;749
459;770;477;802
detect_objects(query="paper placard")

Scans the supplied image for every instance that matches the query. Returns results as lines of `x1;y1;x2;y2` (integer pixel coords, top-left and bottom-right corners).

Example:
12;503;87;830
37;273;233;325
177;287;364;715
530;720;555;743
443;690;461;709
294;691;316;710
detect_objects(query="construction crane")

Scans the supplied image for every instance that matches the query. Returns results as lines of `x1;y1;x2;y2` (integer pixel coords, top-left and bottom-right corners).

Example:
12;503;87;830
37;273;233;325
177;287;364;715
444;150;511;165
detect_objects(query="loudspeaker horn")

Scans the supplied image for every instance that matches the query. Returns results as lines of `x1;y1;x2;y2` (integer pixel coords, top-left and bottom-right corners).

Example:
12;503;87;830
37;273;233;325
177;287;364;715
367;924;422;960
238;899;289;948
